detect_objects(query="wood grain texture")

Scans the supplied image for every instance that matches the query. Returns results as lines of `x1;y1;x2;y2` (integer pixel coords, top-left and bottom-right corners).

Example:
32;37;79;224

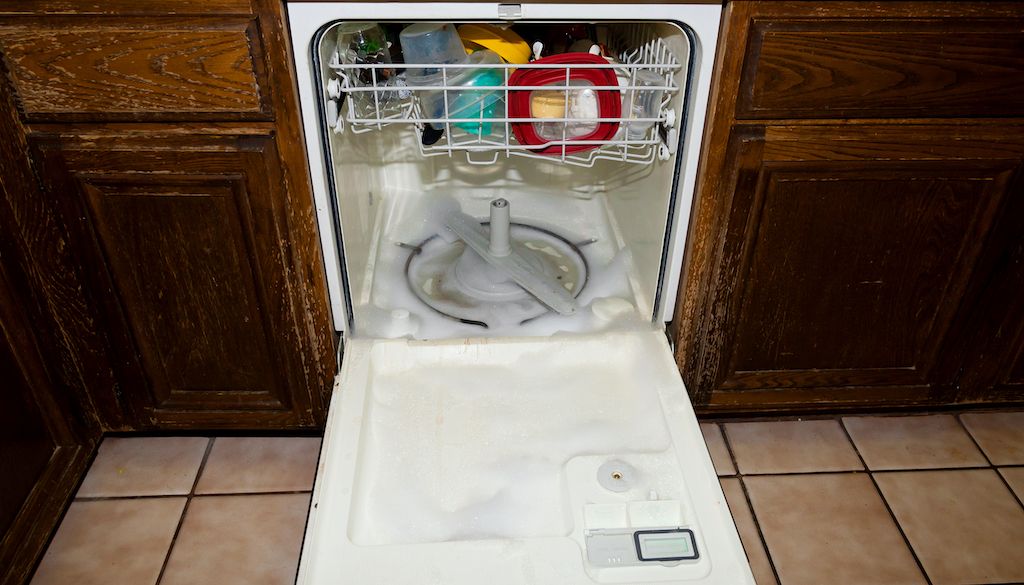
682;124;1024;410
0;0;252;15
0;278;58;540
28;126;332;429
738;20;1024;119
82;181;287;411
674;1;1024;413
0;17;269;120
703;385;934;413
0;47;123;431
0;445;92;585
726;161;1013;386
690;123;1024;407
251;0;337;424
945;175;1024;405
0;236;96;585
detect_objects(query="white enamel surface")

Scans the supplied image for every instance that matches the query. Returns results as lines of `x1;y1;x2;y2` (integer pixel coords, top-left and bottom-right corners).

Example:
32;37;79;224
287;4;721;331
298;331;755;585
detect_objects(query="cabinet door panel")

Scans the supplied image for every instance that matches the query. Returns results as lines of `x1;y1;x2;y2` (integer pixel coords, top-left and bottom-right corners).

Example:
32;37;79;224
728;165;1010;385
683;124;1024;410
31;129;331;428
81;180;283;410
954;206;1024;403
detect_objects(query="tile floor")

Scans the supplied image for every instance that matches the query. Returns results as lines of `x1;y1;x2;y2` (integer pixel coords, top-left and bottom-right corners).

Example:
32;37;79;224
31;436;321;585
29;411;1024;585
707;411;1024;585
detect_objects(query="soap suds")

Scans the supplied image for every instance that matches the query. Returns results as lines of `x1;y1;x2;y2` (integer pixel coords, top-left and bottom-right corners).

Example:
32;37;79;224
347;343;673;546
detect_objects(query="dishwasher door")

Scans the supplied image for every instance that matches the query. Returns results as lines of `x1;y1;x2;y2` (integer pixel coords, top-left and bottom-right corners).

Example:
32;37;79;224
298;330;754;585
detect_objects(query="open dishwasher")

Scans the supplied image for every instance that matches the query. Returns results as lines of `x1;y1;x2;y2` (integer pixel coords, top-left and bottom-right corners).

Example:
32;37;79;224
287;3;754;584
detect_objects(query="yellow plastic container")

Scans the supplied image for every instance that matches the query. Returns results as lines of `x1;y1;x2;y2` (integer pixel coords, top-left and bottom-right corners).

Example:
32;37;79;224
458;24;530;65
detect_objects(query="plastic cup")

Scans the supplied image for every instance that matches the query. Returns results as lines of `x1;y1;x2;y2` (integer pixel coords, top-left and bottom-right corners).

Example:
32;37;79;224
335;22;398;119
400;23;467;77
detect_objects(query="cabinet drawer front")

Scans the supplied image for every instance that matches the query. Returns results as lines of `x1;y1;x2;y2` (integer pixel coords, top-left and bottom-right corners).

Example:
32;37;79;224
738;19;1024;119
0;18;268;120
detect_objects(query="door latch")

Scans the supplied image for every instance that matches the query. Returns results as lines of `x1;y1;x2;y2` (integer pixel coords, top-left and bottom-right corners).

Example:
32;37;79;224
497;4;523;19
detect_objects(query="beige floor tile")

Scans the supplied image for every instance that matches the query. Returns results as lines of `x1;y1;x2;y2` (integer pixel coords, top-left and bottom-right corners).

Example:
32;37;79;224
701;423;736;476
161;493;310;585
195;437;321;494
842;415;987;470
1000;467;1024;501
960;412;1024;465
724;420;863;474
876;469;1024;585
30;498;185;585
76;437;209;497
719;478;777;585
744;474;925;585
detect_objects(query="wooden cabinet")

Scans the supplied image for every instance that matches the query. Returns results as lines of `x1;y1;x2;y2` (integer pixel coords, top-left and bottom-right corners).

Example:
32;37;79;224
0;0;336;431
675;1;1024;412
680;123;1024;410
28;127;333;428
735;13;1024;119
0;240;94;585
950;189;1024;404
0;17;271;121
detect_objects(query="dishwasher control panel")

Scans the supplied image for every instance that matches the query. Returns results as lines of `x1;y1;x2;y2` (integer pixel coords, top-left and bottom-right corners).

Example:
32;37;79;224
586;528;699;567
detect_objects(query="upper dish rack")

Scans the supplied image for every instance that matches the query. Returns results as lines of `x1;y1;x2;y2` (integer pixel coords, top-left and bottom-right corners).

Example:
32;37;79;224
324;26;684;168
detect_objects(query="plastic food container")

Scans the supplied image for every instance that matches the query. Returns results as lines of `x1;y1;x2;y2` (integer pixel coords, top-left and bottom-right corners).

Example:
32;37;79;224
409;50;505;136
508;53;621;155
531;79;600;141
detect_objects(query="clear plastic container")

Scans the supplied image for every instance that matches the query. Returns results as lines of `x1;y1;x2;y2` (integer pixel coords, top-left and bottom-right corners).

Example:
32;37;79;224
531;80;600;141
410;50;505;136
399;23;467;77
622;70;665;140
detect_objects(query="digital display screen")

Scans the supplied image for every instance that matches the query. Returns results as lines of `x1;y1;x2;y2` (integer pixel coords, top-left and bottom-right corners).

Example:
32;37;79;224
635;530;698;561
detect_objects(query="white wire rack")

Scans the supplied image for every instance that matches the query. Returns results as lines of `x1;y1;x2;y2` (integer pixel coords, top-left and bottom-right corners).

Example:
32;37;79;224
325;25;684;168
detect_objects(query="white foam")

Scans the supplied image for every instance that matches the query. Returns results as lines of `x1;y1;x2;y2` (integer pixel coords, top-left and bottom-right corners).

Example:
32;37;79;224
351;191;650;339
347;336;677;546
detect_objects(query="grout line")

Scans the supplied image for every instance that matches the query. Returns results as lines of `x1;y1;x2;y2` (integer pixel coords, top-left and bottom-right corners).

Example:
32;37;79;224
719;422;744;477
154;437;215;585
838;419;934;585
735;464;995;477
717;423;784;585
736;477;783;585
955;415;1024;512
75;494;192;502
955;414;996;467
191;490;315;498
75;489;316;502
